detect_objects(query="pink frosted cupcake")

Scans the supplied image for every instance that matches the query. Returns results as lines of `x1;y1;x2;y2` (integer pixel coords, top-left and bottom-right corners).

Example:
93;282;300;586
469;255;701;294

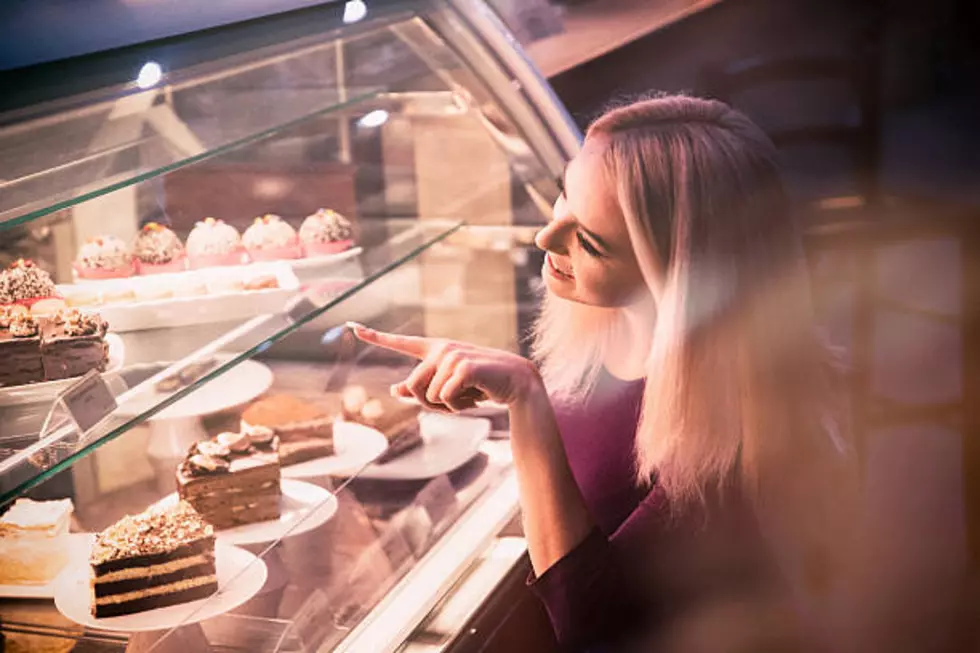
73;235;135;279
0;259;64;312
299;208;354;256
242;214;302;261
186;217;246;269
133;223;187;275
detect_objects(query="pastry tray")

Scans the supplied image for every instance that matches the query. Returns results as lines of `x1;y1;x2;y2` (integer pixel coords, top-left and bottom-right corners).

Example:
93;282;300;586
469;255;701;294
57;262;300;333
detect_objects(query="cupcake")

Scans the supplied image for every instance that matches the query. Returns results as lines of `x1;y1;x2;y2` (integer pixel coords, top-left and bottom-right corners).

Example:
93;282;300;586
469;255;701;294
299;209;354;256
186;217;246;269
242;214;302;261
132;222;187;275
74;235;135;279
0;260;64;311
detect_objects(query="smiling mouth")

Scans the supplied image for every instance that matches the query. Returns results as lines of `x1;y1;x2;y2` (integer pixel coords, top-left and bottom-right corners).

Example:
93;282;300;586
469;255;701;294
546;254;574;280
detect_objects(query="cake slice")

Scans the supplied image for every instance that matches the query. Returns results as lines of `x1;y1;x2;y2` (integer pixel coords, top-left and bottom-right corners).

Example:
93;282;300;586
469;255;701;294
177;429;282;530
0;308;43;386
341;386;423;463
241;394;335;465
0;498;74;585
89;501;217;618
40;309;109;381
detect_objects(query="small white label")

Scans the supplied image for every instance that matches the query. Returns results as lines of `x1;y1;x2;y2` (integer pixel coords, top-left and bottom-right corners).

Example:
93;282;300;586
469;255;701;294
59;370;117;434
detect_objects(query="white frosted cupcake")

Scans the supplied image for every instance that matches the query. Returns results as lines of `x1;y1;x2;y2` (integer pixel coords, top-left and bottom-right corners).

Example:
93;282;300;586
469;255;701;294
74;235;135;279
242;214;302;261
299;209;354;256
186;218;245;269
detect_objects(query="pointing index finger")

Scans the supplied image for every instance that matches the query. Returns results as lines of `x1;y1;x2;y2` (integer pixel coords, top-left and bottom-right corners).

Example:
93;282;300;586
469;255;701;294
346;322;431;359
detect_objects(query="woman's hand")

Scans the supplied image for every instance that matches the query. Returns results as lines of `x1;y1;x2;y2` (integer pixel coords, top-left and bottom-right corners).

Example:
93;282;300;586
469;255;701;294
348;323;543;412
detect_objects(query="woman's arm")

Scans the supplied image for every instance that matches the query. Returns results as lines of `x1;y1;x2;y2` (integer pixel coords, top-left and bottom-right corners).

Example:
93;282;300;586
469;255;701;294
348;323;595;574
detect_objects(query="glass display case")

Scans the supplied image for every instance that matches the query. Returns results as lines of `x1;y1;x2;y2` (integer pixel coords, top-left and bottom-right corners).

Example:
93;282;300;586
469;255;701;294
0;1;580;650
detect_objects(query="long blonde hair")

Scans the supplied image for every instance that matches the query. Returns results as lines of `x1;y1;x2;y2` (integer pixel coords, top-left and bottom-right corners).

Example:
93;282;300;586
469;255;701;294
532;95;855;582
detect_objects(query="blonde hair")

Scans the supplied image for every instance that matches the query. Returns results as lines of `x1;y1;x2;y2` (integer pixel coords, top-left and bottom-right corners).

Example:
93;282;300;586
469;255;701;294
532;95;855;586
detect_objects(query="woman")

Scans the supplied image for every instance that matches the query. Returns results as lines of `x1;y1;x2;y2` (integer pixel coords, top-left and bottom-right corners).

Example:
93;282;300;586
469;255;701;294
352;94;857;651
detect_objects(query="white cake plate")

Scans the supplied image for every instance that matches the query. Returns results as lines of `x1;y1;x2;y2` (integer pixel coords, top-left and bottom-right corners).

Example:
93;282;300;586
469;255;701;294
0;334;125;407
0;533;94;599
157;479;337;546
357;413;490;481
281;421;388;479
55;543;267;633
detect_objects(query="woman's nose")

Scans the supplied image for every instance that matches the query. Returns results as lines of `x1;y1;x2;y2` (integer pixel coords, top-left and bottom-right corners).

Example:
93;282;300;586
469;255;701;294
535;210;573;254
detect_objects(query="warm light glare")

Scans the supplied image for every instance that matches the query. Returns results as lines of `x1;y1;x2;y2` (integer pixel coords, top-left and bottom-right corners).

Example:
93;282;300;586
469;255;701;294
343;0;367;23
357;109;389;128
136;61;163;89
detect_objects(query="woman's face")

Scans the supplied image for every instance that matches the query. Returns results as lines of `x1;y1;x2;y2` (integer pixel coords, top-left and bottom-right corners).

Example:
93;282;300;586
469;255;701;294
535;137;649;308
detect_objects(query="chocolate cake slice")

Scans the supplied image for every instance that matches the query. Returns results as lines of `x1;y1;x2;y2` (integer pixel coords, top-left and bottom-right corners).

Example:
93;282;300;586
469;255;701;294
90;501;217;618
0;309;43;386
40;310;108;381
177;429;282;530
341;386;423;463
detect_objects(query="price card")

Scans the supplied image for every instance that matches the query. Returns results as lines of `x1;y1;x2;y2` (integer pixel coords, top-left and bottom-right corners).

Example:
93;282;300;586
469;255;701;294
58;369;117;434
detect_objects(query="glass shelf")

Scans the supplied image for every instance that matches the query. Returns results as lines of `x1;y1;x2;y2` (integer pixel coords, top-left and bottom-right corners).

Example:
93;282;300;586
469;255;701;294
0;219;461;505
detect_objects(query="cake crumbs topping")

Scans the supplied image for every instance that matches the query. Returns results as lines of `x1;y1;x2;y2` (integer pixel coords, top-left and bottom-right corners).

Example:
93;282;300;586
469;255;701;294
9;313;39;338
90;501;213;565
0;304;28;328
133;223;185;264
187;218;242;256
0;259;57;301
60;309;104;337
300;209;353;244
243;214;297;250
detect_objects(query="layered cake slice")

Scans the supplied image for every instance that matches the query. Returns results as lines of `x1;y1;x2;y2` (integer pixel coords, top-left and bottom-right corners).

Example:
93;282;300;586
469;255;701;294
0;307;44;386
341;386;423;463
0;307;109;387
241;394;335;465
0;498;74;585
90;501;217;618
177;429;282;529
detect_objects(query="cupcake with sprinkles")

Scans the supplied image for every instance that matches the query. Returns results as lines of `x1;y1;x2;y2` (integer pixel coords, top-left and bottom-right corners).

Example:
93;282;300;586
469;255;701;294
186;217;246;269
242;214;302;261
74;235;135;280
299;208;355;256
132;222;187;275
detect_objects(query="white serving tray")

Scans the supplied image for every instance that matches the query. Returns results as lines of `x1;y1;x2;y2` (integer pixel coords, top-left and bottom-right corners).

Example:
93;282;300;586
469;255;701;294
58;262;300;333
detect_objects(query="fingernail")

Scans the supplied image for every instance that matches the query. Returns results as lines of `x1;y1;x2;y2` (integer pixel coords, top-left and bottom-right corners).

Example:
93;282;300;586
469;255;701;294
346;321;368;332
389;384;400;397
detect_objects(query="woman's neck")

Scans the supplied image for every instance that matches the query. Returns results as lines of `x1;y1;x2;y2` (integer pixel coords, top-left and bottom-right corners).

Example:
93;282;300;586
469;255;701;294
604;298;655;381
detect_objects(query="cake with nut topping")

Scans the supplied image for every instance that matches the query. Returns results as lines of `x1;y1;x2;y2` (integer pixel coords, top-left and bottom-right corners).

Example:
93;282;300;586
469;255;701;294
0;307;108;386
89;501;217;618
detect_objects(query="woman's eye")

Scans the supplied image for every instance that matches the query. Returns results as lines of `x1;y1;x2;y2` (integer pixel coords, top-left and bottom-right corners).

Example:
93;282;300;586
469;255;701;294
576;232;602;257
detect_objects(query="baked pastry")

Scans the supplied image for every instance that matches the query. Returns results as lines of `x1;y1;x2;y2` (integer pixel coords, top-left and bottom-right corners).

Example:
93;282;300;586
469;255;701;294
341;385;422;463
132;222;186;274
177;429;282;529
241;395;335;465
299;208;354;256
89;501;217;618
0;498;74;585
74;235;135;279
0;307;109;386
186;217;245;269
242;214;302;261
242;273;279;291
0;259;63;311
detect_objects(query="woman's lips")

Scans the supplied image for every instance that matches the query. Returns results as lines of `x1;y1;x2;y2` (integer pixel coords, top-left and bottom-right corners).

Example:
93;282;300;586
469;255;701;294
546;253;574;280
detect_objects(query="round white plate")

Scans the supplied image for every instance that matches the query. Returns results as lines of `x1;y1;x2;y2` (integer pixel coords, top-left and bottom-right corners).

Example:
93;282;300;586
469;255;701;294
121;358;273;420
288;246;363;270
357;413;490;481
158;479;337;546
0;333;125;407
55;543;266;633
281;421;388;479
0;533;94;599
